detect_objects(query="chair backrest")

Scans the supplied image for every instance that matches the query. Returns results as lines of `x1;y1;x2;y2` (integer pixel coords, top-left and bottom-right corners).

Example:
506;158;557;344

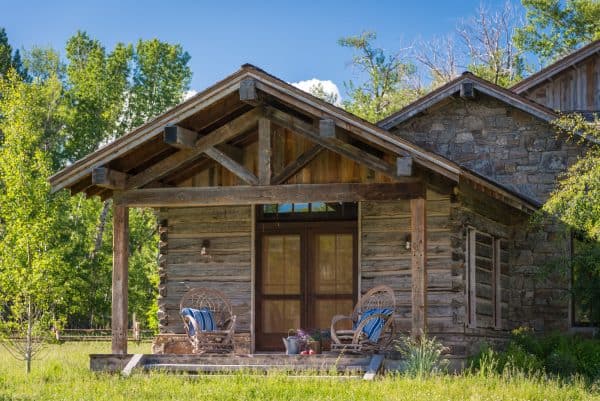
180;288;233;328
353;285;396;320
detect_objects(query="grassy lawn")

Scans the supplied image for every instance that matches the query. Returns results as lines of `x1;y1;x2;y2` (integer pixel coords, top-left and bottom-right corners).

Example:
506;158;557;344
0;342;598;401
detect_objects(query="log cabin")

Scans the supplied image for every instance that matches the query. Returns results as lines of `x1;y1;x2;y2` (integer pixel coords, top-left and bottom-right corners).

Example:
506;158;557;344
49;40;600;372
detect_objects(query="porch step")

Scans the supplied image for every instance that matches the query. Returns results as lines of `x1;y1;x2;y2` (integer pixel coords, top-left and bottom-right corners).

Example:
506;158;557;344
139;353;374;376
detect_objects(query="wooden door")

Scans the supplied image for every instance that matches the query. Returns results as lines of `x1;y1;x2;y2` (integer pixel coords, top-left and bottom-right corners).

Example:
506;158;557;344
256;222;356;351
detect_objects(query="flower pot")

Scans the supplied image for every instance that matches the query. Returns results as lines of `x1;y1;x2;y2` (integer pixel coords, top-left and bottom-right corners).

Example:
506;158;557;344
307;340;321;354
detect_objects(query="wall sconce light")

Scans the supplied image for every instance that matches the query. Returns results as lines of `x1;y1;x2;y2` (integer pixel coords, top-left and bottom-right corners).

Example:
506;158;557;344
405;234;411;250
200;239;210;256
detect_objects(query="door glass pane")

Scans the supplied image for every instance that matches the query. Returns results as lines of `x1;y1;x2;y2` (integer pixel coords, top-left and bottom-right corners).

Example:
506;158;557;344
314;234;353;295
262;235;300;295
262;300;300;333
314;299;354;330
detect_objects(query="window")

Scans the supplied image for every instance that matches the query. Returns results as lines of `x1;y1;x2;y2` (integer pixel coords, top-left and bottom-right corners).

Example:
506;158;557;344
572;238;600;326
258;202;357;221
466;228;508;330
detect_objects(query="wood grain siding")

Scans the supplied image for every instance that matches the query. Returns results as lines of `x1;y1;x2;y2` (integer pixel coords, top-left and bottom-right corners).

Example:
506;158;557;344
360;188;455;334
178;125;396;187
157;206;252;335
521;53;600;112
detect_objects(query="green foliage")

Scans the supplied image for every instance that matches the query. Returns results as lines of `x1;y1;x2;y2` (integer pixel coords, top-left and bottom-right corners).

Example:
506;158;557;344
0;70;68;328
338;32;422;122
123;39;192;130
515;0;600;64
0;31;191;334
471;327;600;380
395;334;449;377
306;82;339;105
0;27;28;80
0;342;598;401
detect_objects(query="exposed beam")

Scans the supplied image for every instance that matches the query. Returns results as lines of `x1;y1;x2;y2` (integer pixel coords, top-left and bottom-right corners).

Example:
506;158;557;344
258;118;272;185
114;182;424;208
126;107;263;190
411;197;427;338
239;78;257;102
111;201;129;355
164;125;199;149
265;106;400;179
92;167;129;190
204;146;259;185
271;145;324;185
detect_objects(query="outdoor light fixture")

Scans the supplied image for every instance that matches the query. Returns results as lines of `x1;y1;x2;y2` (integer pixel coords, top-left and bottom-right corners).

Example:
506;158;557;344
200;239;210;256
405;234;411;250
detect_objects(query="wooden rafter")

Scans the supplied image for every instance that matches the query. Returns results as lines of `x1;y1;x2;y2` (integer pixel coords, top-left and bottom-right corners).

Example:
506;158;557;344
125;107;263;190
92;167;129;190
271;144;324;185
204;146;259;185
114;182;424;207
265;106;403;180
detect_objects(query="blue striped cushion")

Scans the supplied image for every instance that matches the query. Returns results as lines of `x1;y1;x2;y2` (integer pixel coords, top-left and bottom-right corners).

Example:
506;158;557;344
355;308;393;342
181;307;216;335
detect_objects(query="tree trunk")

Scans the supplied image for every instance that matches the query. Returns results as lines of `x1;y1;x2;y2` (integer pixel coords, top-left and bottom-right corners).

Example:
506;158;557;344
25;298;32;374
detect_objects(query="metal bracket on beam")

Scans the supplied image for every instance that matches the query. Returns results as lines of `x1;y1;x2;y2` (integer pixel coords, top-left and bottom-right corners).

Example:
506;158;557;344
319;118;336;139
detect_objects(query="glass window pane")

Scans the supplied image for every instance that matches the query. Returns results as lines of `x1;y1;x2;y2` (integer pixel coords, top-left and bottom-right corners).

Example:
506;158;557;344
262;300;300;333
262;235;300;295
277;204;293;213
314;299;354;330
294;203;309;212
314;234;354;295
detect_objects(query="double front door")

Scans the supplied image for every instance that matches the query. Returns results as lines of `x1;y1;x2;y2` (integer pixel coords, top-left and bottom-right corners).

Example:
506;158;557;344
256;222;357;350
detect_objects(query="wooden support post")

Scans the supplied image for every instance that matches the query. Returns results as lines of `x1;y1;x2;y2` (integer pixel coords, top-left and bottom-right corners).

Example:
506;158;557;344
112;201;129;355
411;197;427;337
258;118;271;185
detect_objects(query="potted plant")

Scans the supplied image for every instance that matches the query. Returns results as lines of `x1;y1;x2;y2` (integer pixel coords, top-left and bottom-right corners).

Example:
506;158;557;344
297;329;321;354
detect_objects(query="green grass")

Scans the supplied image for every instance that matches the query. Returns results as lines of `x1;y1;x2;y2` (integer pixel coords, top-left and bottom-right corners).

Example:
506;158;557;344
0;342;598;401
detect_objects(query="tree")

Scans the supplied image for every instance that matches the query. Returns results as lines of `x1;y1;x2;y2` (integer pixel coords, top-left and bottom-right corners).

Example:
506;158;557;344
123;39;192;131
338;32;423;122
0;28;28;80
0;70;67;372
515;0;600;65
415;35;461;87
307;81;339;105
456;2;525;87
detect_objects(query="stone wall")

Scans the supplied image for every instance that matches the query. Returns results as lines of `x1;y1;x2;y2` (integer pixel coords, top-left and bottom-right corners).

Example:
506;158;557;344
390;94;581;334
391;94;582;203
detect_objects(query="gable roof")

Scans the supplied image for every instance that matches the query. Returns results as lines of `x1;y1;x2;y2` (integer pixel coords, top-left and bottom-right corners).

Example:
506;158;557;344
511;39;600;94
49;64;539;213
378;72;558;130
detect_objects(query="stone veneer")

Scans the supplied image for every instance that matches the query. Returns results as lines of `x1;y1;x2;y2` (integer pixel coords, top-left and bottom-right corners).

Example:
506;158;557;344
391;94;585;333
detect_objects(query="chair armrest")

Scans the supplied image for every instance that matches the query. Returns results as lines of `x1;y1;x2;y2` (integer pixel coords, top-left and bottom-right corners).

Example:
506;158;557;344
352;313;392;344
182;315;201;337
330;314;354;345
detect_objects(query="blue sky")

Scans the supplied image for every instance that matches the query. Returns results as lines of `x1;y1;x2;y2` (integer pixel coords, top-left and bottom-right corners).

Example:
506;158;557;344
2;0;515;99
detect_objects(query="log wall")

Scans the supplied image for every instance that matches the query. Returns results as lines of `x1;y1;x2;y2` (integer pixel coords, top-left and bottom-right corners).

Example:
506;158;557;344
360;188;458;336
157;206;253;335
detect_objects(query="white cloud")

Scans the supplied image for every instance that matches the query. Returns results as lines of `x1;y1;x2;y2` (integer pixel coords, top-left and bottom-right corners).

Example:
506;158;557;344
291;78;342;106
183;90;198;100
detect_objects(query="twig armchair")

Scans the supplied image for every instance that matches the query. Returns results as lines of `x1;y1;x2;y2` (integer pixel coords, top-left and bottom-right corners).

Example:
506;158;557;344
180;288;236;354
330;285;396;353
